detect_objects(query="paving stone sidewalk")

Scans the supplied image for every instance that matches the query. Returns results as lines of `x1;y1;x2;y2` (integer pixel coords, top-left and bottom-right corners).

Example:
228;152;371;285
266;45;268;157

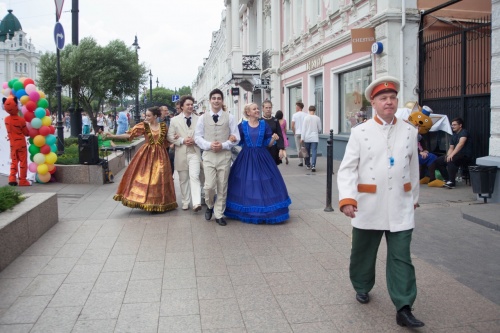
0;158;499;332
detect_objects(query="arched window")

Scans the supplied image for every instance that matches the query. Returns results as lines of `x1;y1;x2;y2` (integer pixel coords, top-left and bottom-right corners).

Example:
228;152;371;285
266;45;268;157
19;34;23;45
15;63;18;72
24;63;27;72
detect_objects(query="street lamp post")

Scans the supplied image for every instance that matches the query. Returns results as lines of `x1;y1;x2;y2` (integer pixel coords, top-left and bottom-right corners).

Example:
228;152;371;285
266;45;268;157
132;35;140;124
149;70;153;107
156;77;159;88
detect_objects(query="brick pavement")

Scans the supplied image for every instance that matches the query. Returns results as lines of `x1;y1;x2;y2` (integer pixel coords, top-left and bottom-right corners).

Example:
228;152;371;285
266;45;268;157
0;157;499;332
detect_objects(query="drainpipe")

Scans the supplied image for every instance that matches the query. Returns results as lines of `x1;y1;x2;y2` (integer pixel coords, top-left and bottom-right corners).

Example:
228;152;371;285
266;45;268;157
400;0;406;106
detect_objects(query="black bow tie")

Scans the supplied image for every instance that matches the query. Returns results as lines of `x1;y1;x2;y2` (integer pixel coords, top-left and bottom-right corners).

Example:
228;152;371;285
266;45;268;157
185;117;191;127
212;114;219;123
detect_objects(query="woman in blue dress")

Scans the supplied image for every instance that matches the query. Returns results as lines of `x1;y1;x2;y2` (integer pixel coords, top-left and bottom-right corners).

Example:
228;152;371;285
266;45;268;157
225;103;291;224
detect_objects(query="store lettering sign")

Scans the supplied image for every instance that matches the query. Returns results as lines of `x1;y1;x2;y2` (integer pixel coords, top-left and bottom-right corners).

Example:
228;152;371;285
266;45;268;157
306;55;323;71
351;28;376;53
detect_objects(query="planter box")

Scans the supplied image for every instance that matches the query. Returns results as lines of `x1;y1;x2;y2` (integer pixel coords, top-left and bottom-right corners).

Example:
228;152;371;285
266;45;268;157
0;193;58;272
53;138;145;185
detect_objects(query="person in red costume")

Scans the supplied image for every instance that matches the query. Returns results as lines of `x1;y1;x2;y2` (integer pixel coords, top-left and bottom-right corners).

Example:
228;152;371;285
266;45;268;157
3;96;30;186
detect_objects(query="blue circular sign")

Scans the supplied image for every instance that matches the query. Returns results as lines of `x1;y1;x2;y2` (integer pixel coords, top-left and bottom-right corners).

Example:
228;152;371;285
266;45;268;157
54;22;65;50
371;42;383;55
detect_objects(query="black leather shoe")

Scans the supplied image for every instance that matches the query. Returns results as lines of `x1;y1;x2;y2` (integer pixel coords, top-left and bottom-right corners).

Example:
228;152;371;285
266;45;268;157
215;218;227;226
205;207;213;221
355;292;370;304
396;306;425;328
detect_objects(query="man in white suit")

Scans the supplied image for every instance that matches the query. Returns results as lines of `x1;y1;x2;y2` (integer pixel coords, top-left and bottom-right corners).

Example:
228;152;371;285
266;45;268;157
337;76;424;328
167;96;202;211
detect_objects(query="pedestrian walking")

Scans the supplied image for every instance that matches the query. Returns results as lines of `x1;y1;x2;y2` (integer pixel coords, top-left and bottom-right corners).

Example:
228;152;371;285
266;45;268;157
167;96;202;212
301;105;322;172
291;102;306;166
337;76;425;328
194;88;240;226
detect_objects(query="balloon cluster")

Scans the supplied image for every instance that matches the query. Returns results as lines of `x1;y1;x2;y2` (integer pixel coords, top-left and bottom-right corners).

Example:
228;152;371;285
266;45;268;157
2;77;58;183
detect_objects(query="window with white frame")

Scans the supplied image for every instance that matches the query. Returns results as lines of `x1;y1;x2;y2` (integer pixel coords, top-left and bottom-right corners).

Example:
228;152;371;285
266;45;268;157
339;65;372;133
24;63;27;73
329;0;340;14
15;63;18;72
293;0;303;37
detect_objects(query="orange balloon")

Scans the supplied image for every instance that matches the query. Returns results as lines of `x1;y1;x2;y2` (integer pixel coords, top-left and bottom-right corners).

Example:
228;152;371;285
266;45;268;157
38;172;51;183
33;135;46;147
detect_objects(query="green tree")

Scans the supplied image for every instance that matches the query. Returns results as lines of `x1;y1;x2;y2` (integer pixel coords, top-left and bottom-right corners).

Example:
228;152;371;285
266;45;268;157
38;37;147;132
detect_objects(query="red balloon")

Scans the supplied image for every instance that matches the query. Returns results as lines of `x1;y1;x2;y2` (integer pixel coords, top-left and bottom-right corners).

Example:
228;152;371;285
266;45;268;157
23;78;35;87
24;111;35;122
39;126;51;136
28;128;39;138
49;126;56;134
45;109;50;116
25;101;37;112
40;144;51;154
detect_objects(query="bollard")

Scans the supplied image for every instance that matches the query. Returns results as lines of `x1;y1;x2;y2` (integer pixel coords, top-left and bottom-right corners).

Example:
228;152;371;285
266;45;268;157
324;129;334;212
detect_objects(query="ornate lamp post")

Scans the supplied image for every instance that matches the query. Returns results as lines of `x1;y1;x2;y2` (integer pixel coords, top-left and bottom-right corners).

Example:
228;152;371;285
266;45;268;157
149;70;153;106
132;35;140;124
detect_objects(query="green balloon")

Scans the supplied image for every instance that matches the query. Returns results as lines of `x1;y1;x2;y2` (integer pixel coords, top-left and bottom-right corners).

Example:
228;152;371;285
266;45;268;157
8;79;17;89
28;144;40;155
37;98;49;109
28;138;34;145
13;81;24;91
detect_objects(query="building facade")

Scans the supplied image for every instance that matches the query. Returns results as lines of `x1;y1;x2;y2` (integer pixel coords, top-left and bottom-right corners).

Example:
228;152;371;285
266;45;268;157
0;10;41;86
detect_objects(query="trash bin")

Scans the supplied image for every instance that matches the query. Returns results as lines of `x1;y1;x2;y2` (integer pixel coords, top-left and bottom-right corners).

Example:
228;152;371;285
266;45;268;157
469;165;498;203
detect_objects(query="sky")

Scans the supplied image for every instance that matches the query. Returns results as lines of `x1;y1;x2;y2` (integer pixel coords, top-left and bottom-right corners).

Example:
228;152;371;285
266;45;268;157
0;0;226;91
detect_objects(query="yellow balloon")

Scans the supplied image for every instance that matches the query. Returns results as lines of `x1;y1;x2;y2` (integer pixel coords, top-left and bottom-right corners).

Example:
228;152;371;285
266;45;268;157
37;163;49;175
20;95;30;105
19;77;26;83
39;91;46;99
45;152;58;165
42;116;52;126
33;135;46;147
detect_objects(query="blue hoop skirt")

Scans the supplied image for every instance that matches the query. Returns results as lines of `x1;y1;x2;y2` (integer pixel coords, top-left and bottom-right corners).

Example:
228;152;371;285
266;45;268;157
225;121;291;224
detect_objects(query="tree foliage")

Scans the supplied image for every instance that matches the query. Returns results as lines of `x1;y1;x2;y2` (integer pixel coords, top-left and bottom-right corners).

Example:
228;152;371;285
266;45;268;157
38;37;147;132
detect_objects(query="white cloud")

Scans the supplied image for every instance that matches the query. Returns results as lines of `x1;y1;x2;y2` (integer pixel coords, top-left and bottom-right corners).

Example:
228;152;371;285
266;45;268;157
0;0;225;91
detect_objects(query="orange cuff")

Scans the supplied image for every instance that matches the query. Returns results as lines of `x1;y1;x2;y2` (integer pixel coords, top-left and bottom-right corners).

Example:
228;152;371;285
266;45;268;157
339;198;357;211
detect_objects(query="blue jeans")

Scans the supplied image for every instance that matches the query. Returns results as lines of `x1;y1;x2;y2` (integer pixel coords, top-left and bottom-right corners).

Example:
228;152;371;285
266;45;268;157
304;142;318;167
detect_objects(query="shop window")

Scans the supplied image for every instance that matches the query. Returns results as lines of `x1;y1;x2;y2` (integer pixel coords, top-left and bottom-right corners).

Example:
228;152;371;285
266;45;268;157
339;65;372;133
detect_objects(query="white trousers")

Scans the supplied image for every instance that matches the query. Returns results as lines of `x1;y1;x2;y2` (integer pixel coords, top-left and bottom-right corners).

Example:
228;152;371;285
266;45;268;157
294;134;303;164
178;152;202;207
202;150;232;219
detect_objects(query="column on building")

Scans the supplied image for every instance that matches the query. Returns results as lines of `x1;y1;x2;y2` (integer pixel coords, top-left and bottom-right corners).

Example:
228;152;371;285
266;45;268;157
270;0;281;107
231;0;242;74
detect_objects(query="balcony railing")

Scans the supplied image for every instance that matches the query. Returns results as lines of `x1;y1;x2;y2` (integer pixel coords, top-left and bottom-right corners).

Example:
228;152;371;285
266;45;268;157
242;55;260;70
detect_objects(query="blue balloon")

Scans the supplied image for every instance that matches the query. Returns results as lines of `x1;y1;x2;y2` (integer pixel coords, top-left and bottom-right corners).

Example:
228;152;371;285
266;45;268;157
15;89;27;99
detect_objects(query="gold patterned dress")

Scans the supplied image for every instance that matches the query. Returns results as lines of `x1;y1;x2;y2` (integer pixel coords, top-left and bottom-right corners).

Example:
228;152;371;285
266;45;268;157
113;122;178;212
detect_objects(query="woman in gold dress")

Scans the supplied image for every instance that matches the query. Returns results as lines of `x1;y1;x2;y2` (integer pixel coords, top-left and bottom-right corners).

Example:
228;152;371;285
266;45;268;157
105;107;178;213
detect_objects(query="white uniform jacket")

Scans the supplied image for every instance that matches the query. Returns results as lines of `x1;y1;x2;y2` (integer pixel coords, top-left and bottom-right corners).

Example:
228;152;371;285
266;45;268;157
337;116;419;232
167;113;201;172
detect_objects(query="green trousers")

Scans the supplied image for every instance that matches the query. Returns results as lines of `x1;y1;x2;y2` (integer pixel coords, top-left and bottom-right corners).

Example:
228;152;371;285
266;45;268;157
350;227;417;311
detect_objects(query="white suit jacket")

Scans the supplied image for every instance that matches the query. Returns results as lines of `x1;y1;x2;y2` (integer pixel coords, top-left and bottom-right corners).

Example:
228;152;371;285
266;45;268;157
167;113;201;171
337;116;419;232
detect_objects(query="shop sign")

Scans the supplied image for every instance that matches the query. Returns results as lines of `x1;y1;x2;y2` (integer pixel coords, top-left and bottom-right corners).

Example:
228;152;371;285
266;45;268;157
306;55;323;71
351;28;376;53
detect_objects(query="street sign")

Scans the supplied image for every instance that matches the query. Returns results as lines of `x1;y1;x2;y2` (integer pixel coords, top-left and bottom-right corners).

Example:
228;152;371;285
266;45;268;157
231;87;240;96
54;22;65;50
253;84;270;90
172;95;180;102
54;0;65;22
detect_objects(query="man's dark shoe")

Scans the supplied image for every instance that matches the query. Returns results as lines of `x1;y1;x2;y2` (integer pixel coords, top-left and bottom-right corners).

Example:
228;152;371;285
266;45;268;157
215;217;227;226
355;292;370;304
205;207;213;221
298;163;303;167
396;306;425;328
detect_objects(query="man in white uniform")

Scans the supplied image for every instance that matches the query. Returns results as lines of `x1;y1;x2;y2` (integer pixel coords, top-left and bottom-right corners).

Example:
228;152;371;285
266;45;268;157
337;76;424;328
194;89;240;226
168;96;202;212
